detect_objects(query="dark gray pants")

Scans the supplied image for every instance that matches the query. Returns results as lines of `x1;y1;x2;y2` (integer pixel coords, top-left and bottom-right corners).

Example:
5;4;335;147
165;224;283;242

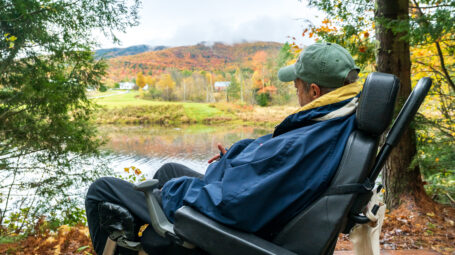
85;163;204;255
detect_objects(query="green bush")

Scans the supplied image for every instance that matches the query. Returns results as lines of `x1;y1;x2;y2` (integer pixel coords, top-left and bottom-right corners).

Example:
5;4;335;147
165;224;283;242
415;126;455;205
255;93;271;107
99;84;108;92
147;87;163;100
424;171;455;205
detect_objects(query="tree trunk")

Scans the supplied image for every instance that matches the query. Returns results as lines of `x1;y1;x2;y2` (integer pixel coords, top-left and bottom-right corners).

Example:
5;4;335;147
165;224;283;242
183;81;186;101
375;0;427;209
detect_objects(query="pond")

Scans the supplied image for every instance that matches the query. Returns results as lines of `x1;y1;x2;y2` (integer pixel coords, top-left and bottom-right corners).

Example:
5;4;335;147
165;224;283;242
100;124;272;178
0;124;272;228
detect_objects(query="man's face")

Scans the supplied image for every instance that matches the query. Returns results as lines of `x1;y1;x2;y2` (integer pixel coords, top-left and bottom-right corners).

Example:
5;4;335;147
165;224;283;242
294;79;312;106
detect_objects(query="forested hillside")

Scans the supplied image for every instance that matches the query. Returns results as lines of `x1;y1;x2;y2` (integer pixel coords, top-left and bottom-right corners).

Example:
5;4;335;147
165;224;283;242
105;41;283;82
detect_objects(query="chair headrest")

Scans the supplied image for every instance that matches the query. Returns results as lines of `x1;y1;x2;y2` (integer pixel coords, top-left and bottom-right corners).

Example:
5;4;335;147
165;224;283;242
356;72;400;136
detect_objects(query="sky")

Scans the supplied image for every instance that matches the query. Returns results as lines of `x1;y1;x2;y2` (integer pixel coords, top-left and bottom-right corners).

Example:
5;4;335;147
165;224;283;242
97;0;322;49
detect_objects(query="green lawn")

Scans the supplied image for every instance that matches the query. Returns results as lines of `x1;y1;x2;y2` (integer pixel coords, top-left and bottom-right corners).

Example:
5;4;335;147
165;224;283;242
92;91;232;124
93;91;161;106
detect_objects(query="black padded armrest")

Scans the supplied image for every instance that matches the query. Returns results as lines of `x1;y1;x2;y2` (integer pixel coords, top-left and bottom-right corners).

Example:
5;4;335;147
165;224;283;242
385;77;432;146
368;77;432;181
174;206;297;255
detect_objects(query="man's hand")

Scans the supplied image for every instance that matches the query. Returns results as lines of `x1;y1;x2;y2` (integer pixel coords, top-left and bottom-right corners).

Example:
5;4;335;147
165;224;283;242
208;143;227;163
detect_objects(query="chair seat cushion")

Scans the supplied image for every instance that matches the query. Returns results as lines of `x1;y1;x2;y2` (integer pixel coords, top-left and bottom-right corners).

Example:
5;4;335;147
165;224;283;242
173;206;297;255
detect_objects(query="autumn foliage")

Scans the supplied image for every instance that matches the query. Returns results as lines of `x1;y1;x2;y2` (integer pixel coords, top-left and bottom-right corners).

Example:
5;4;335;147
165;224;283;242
106;42;282;82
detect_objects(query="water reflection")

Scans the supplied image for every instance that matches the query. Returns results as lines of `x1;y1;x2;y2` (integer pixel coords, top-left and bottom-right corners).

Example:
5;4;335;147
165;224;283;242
100;125;271;177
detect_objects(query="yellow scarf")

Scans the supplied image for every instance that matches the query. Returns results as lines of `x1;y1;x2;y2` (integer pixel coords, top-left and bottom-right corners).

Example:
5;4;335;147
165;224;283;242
293;82;362;114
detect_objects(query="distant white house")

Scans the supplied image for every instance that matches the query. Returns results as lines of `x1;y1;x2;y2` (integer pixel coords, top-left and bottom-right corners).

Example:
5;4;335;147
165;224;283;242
119;82;135;90
143;84;149;90
214;81;230;91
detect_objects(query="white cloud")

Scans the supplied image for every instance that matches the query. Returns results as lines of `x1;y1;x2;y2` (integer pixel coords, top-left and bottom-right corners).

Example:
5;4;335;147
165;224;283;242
97;0;320;49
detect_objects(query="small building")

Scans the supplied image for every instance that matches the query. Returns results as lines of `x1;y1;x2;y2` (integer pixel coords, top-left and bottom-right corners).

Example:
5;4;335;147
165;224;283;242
214;81;230;91
119;82;135;90
143;84;149;90
257;86;277;95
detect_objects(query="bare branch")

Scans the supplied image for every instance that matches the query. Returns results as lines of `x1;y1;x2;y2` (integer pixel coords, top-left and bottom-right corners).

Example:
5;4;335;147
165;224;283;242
410;5;455;9
435;42;455;92
416;113;454;139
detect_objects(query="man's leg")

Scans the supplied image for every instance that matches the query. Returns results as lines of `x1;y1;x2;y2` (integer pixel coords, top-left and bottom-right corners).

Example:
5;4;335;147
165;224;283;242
85;163;203;254
153;162;204;188
85;177;152;254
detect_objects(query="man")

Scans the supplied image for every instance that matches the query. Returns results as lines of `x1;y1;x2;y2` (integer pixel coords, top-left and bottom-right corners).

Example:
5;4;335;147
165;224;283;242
86;42;361;254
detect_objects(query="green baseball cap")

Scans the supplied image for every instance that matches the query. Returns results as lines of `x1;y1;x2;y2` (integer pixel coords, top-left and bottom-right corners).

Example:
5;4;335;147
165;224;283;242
278;42;360;88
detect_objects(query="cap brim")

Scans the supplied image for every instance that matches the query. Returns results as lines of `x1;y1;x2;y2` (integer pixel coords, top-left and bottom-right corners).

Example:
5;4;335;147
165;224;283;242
278;64;297;82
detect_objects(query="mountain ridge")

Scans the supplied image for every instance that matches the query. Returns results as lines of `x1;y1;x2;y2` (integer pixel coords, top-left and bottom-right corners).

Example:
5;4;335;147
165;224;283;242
95;44;168;59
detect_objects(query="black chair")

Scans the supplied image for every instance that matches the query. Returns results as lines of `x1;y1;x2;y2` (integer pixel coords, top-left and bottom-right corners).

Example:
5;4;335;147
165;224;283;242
100;72;432;255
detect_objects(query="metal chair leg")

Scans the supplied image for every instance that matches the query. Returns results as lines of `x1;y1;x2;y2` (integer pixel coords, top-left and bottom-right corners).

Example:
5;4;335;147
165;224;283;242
102;237;117;255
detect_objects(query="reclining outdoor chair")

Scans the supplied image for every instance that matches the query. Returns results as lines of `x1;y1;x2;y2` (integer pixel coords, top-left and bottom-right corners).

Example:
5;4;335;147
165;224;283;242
98;72;432;255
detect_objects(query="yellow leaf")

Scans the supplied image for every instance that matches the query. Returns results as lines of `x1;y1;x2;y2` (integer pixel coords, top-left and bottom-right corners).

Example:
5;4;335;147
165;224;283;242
426;212;435;217
138;224;149;237
124;167;130;173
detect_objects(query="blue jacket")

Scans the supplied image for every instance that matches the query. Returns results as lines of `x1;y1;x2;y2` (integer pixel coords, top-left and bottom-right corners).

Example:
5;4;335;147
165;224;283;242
161;83;362;234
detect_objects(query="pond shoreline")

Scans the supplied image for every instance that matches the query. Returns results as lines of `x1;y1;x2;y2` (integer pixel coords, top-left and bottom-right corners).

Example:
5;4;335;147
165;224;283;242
93;101;297;127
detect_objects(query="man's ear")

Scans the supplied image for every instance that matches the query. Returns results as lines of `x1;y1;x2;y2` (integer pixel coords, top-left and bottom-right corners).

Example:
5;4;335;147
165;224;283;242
310;83;321;99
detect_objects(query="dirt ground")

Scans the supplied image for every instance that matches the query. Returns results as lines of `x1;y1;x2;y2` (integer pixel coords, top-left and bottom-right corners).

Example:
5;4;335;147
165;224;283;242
1;198;454;255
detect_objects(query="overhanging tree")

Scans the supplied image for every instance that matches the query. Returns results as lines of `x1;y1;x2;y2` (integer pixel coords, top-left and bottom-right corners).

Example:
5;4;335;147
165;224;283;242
0;0;140;233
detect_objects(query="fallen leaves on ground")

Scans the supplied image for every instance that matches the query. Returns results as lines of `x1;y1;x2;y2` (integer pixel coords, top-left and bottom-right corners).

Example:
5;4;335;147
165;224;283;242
0;224;95;255
1;197;453;254
336;196;455;255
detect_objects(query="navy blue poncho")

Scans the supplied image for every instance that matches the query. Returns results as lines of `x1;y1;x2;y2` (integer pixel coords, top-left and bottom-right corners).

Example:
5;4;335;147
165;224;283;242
161;82;362;234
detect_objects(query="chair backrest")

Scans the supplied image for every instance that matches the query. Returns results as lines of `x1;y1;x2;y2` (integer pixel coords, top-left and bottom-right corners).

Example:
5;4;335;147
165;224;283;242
272;72;400;255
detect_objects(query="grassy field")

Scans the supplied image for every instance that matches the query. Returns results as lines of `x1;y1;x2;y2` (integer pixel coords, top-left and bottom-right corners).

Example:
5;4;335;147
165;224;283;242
93;91;227;123
91;91;295;126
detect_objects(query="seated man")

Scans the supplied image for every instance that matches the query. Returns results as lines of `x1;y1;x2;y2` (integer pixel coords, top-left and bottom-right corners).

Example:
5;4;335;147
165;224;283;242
85;42;361;254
